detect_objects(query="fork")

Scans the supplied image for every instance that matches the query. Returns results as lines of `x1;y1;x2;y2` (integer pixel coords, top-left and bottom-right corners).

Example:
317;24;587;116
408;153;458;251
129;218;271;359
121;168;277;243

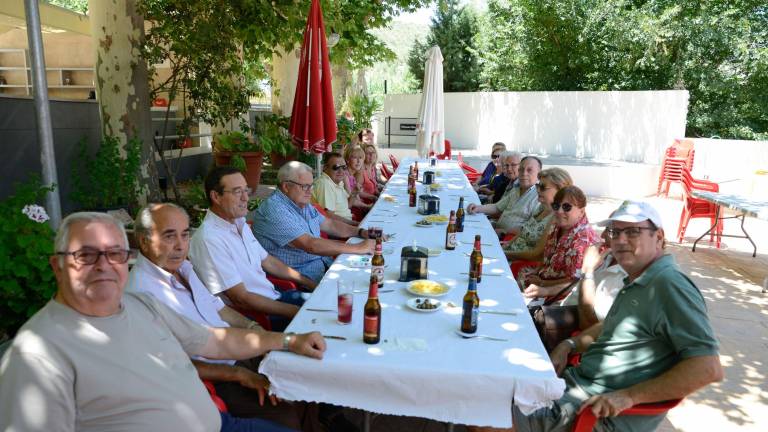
454;330;508;342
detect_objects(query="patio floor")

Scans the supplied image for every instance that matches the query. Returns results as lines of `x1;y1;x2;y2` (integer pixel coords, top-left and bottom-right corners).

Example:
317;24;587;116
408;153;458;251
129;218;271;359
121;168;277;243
332;151;768;431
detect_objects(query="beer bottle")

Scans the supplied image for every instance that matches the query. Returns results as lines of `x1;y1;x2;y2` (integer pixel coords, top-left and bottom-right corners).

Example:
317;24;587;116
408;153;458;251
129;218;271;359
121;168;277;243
455;197;465;232
461;277;479;334
445;210;457;250
371;238;385;288
363;275;381;344
469;235;483;283
409;183;417;207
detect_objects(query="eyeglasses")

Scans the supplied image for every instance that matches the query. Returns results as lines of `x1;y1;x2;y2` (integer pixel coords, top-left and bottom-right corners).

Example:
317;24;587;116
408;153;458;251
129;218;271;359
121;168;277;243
57;248;132;265
221;187;252;197
605;227;657;239
536;183;551;192
332;164;348;171
286;180;313;192
551;202;574;212
502;163;520;169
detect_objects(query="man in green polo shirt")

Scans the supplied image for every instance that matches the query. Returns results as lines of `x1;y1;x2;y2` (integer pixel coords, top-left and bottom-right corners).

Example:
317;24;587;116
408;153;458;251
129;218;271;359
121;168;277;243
507;200;723;432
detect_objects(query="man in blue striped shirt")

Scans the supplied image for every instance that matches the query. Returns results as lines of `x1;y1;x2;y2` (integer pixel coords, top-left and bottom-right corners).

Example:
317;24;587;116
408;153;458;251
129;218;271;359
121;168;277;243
252;162;375;283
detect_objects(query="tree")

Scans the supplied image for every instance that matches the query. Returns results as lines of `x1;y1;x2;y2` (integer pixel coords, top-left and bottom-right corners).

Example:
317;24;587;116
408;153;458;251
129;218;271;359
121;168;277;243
46;0;88;13
479;0;768;140
407;0;483;92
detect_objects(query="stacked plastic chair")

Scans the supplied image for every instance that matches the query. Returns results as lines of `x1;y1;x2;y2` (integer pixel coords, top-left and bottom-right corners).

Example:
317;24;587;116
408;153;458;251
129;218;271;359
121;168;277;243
380;164;393;180
657;139;695;198
677;167;723;247
389;154;400;170
457;152;481;183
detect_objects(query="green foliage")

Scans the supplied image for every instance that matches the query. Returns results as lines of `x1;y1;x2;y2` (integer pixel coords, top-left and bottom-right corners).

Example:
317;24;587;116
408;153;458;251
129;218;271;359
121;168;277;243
345;94;382;130
178;178;208;227
479;0;768;140
368;20;429;95
336;116;358;147
70;136;144;210
214;131;260;153
407;0;483;92
0;178;57;337
46;0;88;14
256;115;294;157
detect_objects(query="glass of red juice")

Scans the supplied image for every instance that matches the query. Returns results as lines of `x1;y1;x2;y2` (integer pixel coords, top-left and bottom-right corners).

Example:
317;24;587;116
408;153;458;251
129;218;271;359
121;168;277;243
337;280;353;324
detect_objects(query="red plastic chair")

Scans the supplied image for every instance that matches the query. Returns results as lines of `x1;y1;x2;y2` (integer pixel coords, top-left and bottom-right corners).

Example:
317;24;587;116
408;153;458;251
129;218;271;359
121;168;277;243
429;139;453;160
203;380;229;413
267;275;299;292
380;164;393;180
657;139;695;197
511;260;541;280
311;203;330;239
233;307;272;331
389;154;400;170
677;168;722;247
572;399;682;432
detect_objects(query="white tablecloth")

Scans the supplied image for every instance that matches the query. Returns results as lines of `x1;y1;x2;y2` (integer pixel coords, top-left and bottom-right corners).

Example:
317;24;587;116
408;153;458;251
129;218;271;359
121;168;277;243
260;159;565;428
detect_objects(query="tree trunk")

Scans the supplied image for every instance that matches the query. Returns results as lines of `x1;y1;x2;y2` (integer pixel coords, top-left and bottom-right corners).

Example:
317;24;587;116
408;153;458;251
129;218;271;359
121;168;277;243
89;0;160;203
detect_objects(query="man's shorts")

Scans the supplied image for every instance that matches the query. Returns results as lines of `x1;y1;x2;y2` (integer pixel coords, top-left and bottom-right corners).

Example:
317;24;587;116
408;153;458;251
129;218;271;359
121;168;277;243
512;372;666;432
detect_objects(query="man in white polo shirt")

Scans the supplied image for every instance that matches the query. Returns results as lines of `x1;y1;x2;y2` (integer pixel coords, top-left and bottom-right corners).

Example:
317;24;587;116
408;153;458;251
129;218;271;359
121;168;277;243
128;203;318;429
190;166;317;331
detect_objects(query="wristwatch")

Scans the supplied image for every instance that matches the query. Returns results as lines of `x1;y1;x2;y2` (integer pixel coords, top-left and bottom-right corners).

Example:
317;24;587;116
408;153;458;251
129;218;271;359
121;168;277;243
282;332;295;351
564;338;577;350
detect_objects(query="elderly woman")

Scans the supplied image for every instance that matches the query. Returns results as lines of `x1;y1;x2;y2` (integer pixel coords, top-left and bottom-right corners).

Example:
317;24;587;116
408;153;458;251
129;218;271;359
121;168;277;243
362;143;386;190
473;142;506;193
521;186;600;303
504;167;573;262
344;145;375;220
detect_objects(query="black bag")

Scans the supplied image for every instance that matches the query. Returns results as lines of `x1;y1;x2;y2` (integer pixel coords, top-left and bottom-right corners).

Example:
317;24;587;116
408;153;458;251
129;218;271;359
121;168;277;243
527;280;581;352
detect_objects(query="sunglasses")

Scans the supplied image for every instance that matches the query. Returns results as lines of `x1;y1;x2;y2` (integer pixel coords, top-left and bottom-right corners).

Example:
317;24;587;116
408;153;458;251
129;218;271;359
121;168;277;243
332;164;348;171
551;202;574;212
536;183;551;192
491;154;500;159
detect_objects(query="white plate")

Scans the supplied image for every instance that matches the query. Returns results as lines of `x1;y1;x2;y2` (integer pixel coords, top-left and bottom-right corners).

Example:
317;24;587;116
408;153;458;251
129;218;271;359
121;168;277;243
406;279;451;297
406;297;444;312
345;256;371;268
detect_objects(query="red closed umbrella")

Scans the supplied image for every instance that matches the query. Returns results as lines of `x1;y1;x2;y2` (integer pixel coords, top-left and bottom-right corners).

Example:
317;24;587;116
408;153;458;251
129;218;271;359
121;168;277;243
289;0;337;174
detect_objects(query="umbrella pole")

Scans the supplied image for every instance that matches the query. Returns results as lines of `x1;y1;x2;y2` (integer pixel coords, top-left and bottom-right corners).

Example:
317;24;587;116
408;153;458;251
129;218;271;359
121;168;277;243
315;153;322;177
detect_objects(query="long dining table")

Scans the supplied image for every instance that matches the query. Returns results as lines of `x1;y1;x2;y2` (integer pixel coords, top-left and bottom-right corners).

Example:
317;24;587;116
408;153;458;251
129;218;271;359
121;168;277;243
259;158;564;428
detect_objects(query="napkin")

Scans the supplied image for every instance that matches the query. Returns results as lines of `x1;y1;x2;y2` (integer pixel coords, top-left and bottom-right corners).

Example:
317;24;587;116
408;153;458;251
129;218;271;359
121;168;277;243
381;337;429;352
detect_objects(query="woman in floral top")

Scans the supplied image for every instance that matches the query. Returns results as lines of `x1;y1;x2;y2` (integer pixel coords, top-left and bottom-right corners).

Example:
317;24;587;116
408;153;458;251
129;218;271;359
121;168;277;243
504;167;573;261
521;186;599;303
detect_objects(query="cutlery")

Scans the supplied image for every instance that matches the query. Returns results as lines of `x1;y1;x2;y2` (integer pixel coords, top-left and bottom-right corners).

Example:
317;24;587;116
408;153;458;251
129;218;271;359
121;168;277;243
454;330;508;342
478;309;522;316
460;272;502;277
306;308;335;312
352;289;394;294
464;253;498;259
323;335;347;341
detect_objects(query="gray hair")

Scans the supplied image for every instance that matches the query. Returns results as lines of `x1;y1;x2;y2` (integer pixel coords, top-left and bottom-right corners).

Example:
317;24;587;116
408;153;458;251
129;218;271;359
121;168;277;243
499;150;523;161
55;212;128;267
277;161;314;183
134;203;188;243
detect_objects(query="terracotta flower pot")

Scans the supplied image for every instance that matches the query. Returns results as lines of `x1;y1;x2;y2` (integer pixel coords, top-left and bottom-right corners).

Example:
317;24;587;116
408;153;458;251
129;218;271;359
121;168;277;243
213;151;264;191
269;150;298;169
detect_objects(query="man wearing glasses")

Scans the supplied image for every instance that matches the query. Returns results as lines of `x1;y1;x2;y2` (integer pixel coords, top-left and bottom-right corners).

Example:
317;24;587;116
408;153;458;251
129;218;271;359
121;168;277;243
252;161;376;284
311;152;362;224
500;201;722;432
0;212;325;432
190;167;317;331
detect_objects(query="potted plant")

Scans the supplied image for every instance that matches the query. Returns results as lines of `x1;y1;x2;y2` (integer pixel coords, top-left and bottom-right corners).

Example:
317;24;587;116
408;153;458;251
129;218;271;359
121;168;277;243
256;114;296;169
213;130;264;191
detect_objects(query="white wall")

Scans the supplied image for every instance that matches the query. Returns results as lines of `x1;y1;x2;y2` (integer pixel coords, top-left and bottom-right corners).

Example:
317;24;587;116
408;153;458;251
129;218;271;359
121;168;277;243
380;90;689;164
689;138;768;198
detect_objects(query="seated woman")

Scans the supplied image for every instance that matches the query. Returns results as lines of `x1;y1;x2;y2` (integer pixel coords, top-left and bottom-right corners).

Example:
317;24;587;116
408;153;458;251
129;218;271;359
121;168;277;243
344;145;376;220
504;167;573;263
473;142;506;196
520;186;600;304
360;130;387;187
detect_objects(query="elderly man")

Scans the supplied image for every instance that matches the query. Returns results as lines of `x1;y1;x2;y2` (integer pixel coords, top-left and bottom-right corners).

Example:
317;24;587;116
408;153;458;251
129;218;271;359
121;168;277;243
129;203;318;429
312;152;362;223
253;161;376;283
487;150;522;203
189;166;317;331
482;201;723;432
468;155;542;235
0;212;325;432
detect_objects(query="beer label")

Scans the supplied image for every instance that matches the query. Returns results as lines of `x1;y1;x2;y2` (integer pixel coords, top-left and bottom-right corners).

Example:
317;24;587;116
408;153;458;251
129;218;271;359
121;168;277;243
461;303;478;332
372;265;384;284
364;315;379;337
446;232;457;248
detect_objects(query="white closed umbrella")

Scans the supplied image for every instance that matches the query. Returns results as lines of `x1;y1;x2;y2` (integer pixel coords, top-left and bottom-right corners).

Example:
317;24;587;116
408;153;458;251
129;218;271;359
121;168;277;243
416;46;445;158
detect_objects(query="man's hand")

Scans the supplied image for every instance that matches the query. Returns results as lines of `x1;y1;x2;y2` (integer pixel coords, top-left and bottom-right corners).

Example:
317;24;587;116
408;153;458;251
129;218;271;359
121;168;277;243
236;367;278;406
581;245;602;274
355;239;376;255
288;332;326;359
549;341;573;377
579;391;635;418
467;203;479;214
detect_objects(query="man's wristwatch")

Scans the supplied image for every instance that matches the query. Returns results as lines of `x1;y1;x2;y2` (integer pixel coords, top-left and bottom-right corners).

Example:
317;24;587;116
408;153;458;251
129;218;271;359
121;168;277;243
282;332;295;351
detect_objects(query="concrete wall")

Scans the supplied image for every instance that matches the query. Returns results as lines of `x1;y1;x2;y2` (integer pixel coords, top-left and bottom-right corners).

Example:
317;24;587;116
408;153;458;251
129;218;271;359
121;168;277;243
380;90;689;164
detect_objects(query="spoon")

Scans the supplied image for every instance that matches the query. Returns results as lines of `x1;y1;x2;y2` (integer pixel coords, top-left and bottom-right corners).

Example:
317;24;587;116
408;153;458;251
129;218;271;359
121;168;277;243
454;330;508;342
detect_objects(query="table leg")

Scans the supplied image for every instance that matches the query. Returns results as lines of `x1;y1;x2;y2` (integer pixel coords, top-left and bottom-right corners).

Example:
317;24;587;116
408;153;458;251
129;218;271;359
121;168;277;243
693;205;721;253
737;213;758;257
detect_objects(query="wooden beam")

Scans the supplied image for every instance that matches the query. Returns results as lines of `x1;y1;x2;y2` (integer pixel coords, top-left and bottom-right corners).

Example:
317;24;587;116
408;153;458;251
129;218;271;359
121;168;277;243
0;0;90;36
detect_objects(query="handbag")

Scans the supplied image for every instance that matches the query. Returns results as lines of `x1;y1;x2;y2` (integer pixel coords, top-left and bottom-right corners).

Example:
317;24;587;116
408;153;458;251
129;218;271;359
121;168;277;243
528;280;581;352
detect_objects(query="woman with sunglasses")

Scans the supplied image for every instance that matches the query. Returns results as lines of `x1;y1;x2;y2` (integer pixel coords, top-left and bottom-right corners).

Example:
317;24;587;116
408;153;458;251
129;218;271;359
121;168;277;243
504;167;573;262
519;186;600;303
473;142;506;192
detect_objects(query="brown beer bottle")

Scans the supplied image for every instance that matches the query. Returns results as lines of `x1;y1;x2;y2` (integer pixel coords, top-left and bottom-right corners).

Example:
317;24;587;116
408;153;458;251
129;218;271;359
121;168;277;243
469;235;483;283
363;275;381;344
445;210;457;250
460;277;479;333
371;238;385;288
455;197;465;232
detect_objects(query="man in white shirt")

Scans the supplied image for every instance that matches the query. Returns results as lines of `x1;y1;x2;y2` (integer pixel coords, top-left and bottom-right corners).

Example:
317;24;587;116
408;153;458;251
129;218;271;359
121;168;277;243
129;203;318;429
311;152;361;224
0;212;325;432
190;166;317;331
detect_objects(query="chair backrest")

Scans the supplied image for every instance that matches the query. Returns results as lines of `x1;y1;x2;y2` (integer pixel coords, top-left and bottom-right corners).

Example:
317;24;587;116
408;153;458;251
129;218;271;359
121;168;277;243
572;399;682;432
380;164;392;180
439;139;452;159
389;154;400;170
203;380;229;413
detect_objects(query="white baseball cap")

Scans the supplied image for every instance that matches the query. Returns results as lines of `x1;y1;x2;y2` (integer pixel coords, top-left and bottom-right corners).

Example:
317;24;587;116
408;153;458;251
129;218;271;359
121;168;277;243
597;200;663;229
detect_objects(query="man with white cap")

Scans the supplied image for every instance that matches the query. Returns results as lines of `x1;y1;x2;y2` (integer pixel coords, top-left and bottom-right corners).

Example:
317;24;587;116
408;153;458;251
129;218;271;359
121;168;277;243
492;200;723;432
